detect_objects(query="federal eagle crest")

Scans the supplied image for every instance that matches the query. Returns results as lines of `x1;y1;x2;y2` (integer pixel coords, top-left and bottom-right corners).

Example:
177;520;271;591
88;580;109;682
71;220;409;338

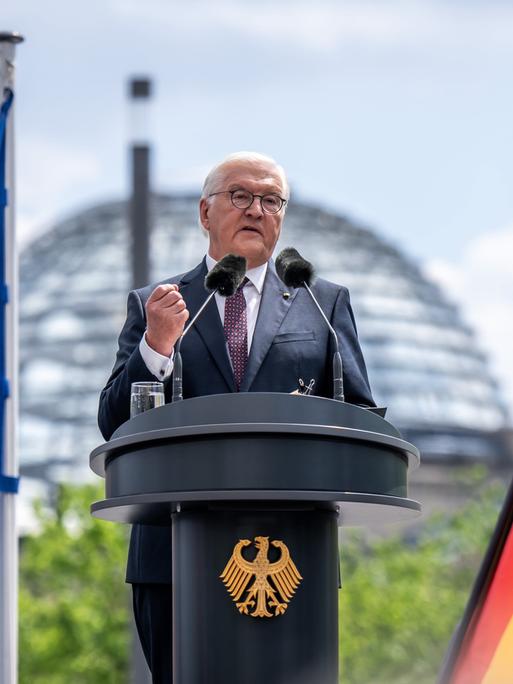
220;536;303;618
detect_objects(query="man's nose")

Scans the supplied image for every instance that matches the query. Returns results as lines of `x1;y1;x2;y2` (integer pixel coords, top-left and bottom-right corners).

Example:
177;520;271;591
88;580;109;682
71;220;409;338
244;195;264;217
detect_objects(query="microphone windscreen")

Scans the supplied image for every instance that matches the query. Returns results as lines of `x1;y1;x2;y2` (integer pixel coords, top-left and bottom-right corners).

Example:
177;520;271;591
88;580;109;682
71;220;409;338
204;254;247;296
275;247;315;288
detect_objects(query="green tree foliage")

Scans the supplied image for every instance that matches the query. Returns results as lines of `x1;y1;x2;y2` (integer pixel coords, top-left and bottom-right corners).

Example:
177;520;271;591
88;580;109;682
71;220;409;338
339;482;506;684
19;484;130;684
18;480;506;684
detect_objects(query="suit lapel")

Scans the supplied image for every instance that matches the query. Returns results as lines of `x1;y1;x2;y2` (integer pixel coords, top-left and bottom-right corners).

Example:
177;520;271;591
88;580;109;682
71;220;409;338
240;263;298;392
179;259;236;391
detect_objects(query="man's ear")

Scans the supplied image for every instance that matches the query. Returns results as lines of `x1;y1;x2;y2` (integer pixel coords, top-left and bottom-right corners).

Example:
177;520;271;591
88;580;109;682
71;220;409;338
199;198;210;232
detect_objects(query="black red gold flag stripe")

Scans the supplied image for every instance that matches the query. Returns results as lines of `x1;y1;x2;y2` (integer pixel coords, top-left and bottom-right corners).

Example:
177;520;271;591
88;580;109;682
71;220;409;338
440;477;513;684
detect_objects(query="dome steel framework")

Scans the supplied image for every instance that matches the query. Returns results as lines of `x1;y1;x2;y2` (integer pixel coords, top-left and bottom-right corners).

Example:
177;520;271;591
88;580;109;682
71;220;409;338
19;195;509;481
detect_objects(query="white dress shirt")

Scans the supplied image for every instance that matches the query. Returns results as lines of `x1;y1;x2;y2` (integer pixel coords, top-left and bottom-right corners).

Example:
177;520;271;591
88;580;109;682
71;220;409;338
139;255;267;381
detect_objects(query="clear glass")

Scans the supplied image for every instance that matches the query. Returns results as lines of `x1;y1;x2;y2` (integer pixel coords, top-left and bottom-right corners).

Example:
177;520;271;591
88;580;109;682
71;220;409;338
130;381;165;418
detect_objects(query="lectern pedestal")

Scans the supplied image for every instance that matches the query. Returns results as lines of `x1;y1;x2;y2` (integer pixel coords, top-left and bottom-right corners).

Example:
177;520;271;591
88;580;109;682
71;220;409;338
90;393;420;684
172;506;338;683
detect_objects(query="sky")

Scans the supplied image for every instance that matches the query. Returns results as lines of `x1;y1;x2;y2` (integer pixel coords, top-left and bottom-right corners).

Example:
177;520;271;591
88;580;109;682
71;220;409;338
3;0;513;412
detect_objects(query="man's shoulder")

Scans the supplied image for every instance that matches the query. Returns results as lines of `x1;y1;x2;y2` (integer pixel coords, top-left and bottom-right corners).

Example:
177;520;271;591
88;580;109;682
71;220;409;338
132;260;205;304
310;275;349;299
268;258;349;298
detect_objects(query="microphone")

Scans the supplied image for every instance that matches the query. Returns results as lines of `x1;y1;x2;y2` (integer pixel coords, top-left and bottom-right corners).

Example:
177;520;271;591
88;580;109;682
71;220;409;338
276;247;345;402
204;254;247;296
172;254;247;402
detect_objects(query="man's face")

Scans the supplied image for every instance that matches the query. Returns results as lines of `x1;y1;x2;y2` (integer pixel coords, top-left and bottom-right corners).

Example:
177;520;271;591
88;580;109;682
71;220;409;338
199;160;286;269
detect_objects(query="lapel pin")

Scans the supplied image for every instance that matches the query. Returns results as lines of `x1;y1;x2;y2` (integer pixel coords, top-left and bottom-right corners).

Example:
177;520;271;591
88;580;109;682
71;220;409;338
282;292;290;300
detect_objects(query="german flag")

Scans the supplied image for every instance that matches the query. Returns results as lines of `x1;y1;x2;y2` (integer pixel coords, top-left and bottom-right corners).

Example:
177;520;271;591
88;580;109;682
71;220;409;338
440;477;513;684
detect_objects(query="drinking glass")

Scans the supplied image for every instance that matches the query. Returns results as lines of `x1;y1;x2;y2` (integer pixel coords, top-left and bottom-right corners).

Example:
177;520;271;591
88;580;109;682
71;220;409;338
130;381;165;418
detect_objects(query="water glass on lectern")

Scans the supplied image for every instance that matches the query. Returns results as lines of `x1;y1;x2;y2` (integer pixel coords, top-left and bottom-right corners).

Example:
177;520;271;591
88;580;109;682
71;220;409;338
130;381;165;418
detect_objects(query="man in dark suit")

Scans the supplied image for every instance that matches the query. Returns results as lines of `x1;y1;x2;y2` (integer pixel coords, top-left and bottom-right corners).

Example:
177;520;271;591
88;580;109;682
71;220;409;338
98;151;374;682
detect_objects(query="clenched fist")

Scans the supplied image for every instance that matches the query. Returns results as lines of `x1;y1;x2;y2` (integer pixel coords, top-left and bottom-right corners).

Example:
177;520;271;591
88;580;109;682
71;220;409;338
145;283;189;356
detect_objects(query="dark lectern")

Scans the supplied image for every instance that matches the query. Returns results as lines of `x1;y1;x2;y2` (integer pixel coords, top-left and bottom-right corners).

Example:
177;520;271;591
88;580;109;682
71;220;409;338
90;393;420;684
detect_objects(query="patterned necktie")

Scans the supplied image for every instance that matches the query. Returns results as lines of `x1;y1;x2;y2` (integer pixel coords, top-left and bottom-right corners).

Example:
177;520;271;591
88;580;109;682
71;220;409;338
223;278;248;390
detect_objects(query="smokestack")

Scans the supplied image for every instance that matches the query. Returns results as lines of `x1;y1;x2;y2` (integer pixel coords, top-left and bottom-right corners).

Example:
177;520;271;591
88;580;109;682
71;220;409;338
127;79;153;684
128;76;153;290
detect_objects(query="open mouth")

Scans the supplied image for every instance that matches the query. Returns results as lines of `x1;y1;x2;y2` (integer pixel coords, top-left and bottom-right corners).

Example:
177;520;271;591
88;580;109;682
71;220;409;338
239;226;261;234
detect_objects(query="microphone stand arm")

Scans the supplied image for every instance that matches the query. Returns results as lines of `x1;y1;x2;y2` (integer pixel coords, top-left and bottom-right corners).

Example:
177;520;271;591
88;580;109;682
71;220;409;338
172;290;217;402
303;282;345;402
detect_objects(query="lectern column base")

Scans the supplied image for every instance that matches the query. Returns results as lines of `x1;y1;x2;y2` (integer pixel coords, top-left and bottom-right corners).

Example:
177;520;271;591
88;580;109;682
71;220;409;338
172;504;339;684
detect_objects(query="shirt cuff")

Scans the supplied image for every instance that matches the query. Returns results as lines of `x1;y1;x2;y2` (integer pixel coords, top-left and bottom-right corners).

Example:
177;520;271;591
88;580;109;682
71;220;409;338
139;333;174;381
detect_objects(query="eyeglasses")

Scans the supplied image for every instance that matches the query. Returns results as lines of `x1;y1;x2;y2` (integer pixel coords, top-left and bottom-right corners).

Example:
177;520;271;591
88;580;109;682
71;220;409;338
208;189;287;214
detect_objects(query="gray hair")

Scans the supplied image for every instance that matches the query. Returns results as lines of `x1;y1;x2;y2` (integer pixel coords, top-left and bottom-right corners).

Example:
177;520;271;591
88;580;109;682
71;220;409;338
201;151;290;201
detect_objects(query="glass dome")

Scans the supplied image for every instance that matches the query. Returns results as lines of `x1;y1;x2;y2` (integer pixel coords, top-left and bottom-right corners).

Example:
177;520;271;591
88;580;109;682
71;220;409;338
19;194;509;481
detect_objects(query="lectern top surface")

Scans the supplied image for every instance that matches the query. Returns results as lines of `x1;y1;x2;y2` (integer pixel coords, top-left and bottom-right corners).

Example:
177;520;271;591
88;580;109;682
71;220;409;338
112;392;399;441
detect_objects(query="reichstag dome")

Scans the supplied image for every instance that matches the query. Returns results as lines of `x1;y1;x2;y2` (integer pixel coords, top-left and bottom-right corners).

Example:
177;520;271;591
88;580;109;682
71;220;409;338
19;194;510;484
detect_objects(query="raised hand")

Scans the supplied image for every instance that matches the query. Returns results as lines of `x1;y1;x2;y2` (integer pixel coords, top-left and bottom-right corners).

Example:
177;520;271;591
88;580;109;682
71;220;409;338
145;284;189;356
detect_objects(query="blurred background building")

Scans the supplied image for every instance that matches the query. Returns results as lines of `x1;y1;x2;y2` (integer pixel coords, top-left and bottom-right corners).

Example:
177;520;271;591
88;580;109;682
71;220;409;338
18;192;513;524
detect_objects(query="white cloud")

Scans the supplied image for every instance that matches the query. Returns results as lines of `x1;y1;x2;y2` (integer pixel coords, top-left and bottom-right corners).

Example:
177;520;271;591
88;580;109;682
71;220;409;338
424;226;513;415
110;0;513;55
15;137;104;247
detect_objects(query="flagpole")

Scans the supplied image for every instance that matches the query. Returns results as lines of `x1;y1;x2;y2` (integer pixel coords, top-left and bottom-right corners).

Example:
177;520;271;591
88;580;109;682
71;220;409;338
0;30;24;684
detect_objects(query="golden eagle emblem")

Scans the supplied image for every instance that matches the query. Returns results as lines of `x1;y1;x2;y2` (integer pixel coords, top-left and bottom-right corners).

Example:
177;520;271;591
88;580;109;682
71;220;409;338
220;536;303;618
